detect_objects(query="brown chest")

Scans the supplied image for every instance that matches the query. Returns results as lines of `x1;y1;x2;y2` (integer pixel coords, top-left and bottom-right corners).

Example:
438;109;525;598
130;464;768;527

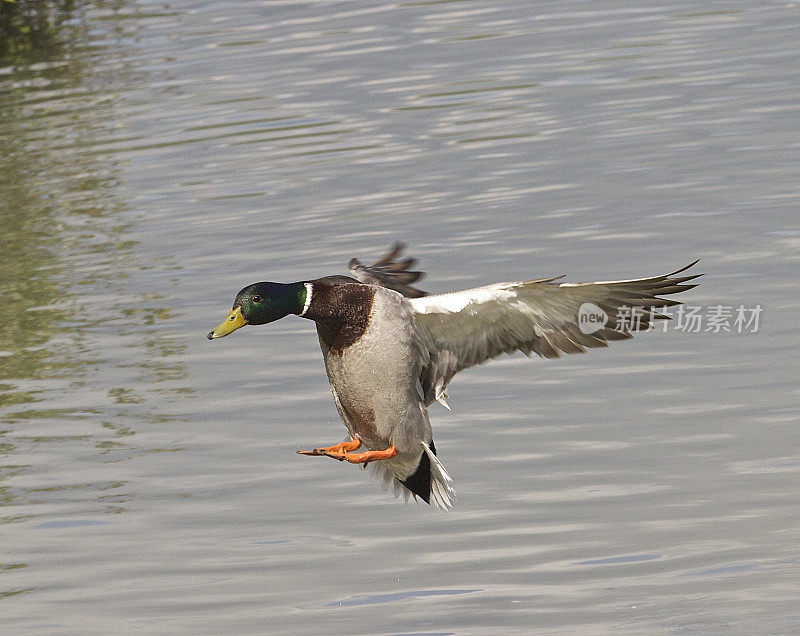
305;282;375;355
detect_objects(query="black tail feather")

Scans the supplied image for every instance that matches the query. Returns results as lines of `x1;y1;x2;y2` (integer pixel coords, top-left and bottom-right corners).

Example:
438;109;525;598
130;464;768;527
400;440;436;504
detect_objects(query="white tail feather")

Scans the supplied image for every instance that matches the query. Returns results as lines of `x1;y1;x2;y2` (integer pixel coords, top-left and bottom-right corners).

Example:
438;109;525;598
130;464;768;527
366;443;455;509
422;442;455;509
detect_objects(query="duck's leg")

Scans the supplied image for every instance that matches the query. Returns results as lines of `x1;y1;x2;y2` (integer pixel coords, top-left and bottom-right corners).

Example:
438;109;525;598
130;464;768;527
321;445;398;465
297;437;362;456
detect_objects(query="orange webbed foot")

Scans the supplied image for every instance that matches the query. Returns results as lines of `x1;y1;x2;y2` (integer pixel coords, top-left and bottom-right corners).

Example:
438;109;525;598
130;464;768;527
321;445;398;465
298;437;362;456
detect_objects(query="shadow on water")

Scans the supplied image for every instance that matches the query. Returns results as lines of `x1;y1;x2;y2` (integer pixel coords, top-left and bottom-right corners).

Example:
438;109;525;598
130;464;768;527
327;588;479;608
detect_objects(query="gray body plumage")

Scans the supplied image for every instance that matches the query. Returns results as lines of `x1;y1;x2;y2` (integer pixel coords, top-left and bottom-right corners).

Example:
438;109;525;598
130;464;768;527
318;287;433;484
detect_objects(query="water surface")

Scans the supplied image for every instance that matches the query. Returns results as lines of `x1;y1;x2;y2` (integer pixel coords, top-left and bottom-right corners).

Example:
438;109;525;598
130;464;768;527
2;1;799;633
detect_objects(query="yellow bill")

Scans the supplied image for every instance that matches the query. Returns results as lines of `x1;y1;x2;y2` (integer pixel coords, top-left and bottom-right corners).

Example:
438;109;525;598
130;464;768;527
207;306;246;339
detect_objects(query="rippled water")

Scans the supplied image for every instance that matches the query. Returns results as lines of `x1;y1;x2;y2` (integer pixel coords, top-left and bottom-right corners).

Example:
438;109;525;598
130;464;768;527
2;1;799;633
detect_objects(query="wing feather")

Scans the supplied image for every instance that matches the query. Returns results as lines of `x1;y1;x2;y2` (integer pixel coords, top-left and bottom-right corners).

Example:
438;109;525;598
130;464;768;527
410;261;701;405
348;242;428;298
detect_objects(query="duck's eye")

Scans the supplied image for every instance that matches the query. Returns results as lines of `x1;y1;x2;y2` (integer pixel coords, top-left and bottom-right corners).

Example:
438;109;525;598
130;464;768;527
252;295;262;303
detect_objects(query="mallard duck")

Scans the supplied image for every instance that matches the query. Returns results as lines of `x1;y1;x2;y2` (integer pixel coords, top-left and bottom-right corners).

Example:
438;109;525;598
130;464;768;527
208;244;700;509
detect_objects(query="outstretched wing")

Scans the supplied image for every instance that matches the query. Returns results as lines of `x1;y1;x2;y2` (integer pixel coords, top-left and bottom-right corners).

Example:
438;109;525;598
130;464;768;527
410;262;701;406
349;242;428;298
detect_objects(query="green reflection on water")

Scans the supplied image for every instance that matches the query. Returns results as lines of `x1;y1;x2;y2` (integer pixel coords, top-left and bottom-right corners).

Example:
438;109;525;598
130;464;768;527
0;0;76;63
0;2;190;524
0;94;70;399
0;8;91;411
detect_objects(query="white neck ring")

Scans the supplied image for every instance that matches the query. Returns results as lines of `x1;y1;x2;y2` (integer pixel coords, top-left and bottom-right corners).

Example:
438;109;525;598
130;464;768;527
298;282;313;317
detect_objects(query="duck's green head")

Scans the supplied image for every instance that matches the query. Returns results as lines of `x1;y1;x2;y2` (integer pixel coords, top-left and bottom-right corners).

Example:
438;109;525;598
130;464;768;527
207;281;307;340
